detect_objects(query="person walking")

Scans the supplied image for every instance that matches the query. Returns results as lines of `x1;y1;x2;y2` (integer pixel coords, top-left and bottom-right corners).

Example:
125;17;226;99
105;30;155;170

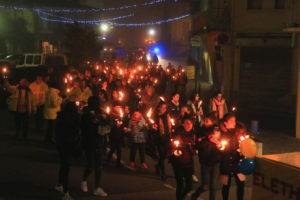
219;113;245;200
169;116;196;200
55;101;81;200
191;125;222;200
153;101;172;181
128;109;148;169
81;96;108;197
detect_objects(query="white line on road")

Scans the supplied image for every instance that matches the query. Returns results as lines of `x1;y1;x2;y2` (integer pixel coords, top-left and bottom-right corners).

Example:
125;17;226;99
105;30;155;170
163;184;176;191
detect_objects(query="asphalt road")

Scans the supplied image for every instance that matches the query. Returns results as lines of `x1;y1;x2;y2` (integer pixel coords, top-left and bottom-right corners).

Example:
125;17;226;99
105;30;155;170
0;108;258;200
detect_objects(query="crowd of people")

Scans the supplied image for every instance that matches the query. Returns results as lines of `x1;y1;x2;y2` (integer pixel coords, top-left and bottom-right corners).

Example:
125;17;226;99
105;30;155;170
1;60;249;200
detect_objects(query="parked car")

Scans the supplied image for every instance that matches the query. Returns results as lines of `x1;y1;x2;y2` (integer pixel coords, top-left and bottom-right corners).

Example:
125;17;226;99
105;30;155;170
16;53;67;68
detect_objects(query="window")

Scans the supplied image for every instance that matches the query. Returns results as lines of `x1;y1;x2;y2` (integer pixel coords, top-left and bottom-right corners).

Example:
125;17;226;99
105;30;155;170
34;55;41;64
18;56;25;65
275;0;285;9
247;0;262;9
25;55;33;64
45;55;65;65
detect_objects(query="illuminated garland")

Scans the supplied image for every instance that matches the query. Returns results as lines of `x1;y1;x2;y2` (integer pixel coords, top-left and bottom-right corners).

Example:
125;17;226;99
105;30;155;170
37;13;190;26
0;0;177;13
110;14;190;26
36;10;134;24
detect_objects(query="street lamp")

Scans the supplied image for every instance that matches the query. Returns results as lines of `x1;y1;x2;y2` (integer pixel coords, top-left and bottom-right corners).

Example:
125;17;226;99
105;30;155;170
100;23;109;32
148;28;155;36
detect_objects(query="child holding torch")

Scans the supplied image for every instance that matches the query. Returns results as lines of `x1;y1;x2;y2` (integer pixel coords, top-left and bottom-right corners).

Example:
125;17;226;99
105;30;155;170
169;116;196;200
191;125;222;200
219;113;245;200
128;109;148;169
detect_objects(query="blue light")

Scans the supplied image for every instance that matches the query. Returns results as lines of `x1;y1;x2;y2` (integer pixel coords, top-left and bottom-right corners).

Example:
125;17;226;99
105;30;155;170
150;44;164;55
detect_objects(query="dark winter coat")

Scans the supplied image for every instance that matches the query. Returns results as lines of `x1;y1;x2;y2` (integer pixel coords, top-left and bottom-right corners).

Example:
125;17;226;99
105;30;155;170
56;110;81;154
196;137;222;166
81;106;109;152
169;126;196;169
220;128;243;175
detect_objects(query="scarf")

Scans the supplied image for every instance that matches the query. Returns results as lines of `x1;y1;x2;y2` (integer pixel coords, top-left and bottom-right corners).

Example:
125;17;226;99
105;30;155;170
212;98;225;119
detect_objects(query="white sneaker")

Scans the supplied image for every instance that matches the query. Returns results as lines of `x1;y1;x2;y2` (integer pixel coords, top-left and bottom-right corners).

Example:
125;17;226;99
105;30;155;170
54;184;64;193
81;181;88;192
62;192;73;200
93;187;108;197
192;174;199;183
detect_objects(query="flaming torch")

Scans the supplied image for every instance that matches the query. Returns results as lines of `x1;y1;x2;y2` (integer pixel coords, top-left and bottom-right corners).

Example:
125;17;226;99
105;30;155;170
146;108;155;124
119;108;124;120
106;106;110;114
118;91;124;101
219;140;228;151
232;106;237;112
159;96;165;102
173;140;182;156
2;67;8;78
170;118;175;127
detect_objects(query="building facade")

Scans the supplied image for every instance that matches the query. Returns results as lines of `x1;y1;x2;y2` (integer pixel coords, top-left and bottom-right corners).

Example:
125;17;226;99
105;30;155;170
191;0;300;136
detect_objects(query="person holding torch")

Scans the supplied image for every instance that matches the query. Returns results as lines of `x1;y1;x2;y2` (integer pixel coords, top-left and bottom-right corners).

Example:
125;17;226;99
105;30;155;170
153;101;172;181
169;116;196;200
191;125;222;200
106;104;125;168
219;113;245;200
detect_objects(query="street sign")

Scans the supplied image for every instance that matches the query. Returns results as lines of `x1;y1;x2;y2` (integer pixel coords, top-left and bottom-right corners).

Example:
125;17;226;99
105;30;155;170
191;35;201;47
186;65;195;80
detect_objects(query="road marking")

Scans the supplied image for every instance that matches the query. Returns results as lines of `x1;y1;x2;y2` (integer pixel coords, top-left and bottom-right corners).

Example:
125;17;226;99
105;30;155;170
163;184;176;190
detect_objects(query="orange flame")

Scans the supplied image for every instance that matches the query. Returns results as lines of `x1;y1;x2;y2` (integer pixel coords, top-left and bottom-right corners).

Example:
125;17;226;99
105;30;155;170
171;118;175;126
2;67;7;73
174;140;180;147
220;140;228;151
119;91;124;101
106;107;110;114
120;108;124;119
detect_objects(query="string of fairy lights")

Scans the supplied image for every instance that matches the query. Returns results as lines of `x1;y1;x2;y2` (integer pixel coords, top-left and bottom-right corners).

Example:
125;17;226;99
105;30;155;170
36;10;135;24
0;0;170;13
0;0;189;27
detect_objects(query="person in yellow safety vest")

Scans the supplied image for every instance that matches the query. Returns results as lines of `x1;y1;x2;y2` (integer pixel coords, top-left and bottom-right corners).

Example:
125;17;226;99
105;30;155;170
4;78;36;139
44;81;62;145
29;76;48;130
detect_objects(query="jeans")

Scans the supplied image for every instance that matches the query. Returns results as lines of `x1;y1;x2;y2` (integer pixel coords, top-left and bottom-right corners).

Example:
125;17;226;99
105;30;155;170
222;174;244;200
15;112;29;138
172;164;193;200
157;143;168;175
107;140;122;165
57;147;71;193
130;143;145;163
192;163;219;200
83;150;104;188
